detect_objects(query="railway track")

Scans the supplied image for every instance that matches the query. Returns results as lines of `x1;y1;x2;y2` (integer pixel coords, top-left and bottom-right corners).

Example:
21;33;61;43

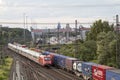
20;56;79;80
8;48;82;80
9;58;15;80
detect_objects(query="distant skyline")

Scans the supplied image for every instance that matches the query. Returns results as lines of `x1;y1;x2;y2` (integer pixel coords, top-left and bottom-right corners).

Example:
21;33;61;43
0;0;120;28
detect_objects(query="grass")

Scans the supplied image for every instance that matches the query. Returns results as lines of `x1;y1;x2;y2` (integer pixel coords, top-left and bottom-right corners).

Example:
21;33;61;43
0;57;13;80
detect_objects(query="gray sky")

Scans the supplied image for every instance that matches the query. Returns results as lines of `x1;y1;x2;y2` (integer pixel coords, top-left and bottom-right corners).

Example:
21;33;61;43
0;0;120;28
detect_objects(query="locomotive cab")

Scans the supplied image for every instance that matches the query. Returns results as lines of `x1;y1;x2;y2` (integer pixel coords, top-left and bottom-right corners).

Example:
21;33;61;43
39;55;52;66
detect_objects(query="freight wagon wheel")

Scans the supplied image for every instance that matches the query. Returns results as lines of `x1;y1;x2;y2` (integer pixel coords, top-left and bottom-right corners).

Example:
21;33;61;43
79;75;83;79
88;78;92;80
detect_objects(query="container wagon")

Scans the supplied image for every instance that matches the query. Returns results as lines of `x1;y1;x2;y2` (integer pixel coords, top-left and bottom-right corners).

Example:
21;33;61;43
92;65;113;80
106;69;120;80
82;62;98;80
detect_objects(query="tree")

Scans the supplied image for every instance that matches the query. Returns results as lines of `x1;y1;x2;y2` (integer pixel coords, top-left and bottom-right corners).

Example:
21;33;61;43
86;20;114;41
78;40;97;61
97;31;117;67
115;33;120;68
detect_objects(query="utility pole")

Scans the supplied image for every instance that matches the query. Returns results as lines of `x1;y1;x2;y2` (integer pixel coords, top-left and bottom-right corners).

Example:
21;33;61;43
79;25;83;41
26;15;28;34
48;29;50;51
66;24;70;43
74;20;78;58
57;23;61;54
116;15;120;68
23;13;26;44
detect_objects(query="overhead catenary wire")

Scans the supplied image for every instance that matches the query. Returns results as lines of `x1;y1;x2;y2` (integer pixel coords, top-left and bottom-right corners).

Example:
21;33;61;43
0;4;120;8
0;22;116;25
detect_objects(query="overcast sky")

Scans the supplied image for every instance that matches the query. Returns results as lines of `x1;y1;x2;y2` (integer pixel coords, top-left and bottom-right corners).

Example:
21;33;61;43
0;0;120;28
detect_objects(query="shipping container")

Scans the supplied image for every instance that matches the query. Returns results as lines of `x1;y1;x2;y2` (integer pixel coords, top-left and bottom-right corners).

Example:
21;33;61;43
49;53;57;65
52;54;68;68
73;61;83;72
106;69;120;80
53;54;59;66
82;62;98;80
65;57;78;71
73;61;83;77
58;55;68;68
92;65;113;80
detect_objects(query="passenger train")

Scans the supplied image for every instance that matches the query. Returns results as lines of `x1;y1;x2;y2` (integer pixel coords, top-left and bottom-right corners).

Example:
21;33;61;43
8;43;52;66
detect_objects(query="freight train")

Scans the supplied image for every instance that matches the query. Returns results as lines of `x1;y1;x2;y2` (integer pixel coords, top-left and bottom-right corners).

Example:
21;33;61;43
42;51;120;80
8;43;120;80
8;43;52;66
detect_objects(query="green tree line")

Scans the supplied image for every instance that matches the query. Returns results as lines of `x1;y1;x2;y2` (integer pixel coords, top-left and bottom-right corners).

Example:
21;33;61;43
59;20;120;68
0;27;32;45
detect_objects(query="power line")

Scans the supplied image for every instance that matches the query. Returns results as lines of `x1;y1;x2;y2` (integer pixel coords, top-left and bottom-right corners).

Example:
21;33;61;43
0;4;120;8
0;22;116;25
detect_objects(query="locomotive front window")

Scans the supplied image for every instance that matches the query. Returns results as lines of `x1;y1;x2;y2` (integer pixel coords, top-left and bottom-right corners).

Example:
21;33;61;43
44;57;51;61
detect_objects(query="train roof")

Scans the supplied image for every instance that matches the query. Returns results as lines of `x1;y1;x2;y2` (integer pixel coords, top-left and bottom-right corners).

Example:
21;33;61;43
82;62;98;66
8;43;41;57
108;69;120;74
23;48;41;57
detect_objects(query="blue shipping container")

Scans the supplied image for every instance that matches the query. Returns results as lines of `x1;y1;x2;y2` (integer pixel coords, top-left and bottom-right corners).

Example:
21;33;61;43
58;55;68;68
106;69;120;80
82;62;97;79
53;54;68;68
53;54;60;66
